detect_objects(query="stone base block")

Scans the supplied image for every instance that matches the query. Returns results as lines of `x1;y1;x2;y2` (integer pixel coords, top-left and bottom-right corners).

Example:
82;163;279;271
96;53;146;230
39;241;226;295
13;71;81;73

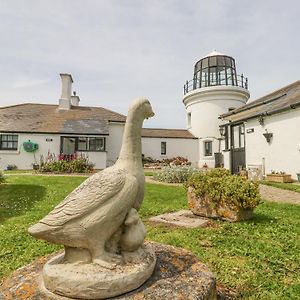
1;242;217;300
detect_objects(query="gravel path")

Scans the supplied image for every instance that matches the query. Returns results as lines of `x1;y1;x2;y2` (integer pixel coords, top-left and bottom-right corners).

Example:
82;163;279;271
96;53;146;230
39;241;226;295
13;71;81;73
259;184;300;205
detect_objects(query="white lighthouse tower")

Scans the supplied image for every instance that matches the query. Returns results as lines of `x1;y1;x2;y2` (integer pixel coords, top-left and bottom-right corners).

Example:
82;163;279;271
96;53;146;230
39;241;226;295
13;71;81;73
183;51;250;168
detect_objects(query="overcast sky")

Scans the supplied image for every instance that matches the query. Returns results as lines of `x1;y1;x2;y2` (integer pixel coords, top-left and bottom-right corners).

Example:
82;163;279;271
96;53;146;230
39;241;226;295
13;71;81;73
0;0;299;128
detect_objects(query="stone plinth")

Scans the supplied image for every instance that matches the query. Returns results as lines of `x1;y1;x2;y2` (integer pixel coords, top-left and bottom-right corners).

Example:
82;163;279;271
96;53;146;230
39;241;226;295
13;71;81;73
0;243;217;300
188;187;254;222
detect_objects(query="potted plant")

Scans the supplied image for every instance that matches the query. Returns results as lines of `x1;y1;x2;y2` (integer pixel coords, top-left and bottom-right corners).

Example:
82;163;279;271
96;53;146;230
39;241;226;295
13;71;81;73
266;171;293;183
185;168;261;222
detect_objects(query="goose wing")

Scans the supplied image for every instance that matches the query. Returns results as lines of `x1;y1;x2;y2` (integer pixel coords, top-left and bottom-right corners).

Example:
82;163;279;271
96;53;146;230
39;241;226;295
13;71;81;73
39;168;127;227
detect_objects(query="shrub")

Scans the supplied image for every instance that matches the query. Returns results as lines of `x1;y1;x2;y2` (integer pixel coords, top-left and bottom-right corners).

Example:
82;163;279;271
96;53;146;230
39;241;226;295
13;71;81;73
153;166;199;183
186;168;261;210
39;153;94;173
0;171;5;184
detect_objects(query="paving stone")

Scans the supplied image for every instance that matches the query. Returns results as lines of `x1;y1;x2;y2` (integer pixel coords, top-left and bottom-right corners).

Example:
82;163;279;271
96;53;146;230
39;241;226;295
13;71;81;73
149;210;209;228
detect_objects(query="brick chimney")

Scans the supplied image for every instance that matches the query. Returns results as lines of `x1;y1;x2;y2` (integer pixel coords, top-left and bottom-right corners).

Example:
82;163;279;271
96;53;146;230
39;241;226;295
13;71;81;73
58;73;73;110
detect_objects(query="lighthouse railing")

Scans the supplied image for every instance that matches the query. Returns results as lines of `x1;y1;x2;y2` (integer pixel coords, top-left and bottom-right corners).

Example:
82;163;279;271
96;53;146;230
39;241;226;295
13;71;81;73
183;74;248;95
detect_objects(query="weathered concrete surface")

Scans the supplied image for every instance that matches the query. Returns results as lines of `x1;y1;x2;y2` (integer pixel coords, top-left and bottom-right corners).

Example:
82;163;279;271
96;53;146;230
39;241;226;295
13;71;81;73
149;210;209;228
0;242;217;300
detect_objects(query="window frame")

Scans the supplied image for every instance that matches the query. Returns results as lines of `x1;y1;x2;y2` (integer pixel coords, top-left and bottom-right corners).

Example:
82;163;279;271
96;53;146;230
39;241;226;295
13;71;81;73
203;140;213;157
0;134;18;150
161;141;166;155
60;136;106;154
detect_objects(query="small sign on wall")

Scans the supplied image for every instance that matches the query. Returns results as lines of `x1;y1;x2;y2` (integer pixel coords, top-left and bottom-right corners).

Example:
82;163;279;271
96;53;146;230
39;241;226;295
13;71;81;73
46;138;53;142
246;128;254;133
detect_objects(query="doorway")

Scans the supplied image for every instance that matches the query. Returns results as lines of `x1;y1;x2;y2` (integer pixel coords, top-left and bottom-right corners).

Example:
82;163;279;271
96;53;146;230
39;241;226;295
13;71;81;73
230;123;245;174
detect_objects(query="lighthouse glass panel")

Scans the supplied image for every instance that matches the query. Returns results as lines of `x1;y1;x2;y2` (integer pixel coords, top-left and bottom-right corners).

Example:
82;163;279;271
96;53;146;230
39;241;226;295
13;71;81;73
193;55;238;89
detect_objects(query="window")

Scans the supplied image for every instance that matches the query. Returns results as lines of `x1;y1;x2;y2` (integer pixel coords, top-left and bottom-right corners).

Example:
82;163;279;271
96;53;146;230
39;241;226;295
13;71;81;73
89;137;105;151
161;141;166;155
61;136;106;154
204;141;212;156
78;137;88;151
0;134;18;150
187;112;191;128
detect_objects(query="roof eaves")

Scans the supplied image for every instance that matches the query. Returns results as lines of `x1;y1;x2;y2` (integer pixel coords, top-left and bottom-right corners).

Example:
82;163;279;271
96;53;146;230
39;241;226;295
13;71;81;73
223;100;300;124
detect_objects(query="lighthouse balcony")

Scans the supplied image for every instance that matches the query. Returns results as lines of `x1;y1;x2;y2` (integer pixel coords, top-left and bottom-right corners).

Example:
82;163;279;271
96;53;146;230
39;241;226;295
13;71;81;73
184;74;248;95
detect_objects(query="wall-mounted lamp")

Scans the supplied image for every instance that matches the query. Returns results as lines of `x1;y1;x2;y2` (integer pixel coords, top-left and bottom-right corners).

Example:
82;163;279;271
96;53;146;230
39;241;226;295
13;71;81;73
259;115;264;126
263;129;273;143
219;126;226;137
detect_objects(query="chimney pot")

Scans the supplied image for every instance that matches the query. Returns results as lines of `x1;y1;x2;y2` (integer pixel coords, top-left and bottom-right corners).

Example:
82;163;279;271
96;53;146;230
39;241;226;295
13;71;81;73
71;95;80;106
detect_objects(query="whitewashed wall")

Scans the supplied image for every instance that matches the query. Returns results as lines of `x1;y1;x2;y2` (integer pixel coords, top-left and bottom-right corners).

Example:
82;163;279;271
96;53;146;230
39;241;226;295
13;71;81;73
0;133;60;170
142;137;199;167
106;122;125;166
198;137;225;168
245;108;300;179
85;151;107;169
0;133;107;170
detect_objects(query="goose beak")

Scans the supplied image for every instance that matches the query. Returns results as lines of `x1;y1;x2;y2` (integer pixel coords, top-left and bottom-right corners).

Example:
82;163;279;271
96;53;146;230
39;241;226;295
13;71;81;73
146;111;155;119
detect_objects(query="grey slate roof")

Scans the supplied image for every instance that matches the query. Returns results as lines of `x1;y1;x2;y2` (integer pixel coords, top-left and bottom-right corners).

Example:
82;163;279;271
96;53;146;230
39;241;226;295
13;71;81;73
142;128;196;139
220;80;300;123
0;103;126;135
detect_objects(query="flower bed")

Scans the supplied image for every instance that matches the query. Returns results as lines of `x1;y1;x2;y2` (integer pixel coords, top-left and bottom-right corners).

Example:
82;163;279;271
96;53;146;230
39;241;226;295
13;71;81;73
39;153;95;173
143;156;191;169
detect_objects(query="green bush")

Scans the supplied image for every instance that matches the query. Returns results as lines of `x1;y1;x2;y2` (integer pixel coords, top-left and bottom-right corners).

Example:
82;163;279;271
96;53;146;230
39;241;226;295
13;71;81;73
0;171;5;184
186;168;261;210
39;158;94;173
153;166;198;183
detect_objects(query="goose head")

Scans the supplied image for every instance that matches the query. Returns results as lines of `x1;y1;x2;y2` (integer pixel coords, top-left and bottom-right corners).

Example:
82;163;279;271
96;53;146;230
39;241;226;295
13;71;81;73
131;97;155;120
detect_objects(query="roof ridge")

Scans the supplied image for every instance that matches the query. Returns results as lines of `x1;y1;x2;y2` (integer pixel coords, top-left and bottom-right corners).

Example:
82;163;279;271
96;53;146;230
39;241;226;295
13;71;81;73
0;102;126;117
142;128;190;131
221;80;300;118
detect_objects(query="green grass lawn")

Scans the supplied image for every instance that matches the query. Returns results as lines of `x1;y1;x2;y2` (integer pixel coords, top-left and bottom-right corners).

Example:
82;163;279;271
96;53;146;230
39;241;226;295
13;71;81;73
260;180;300;193
0;175;299;299
3;169;34;174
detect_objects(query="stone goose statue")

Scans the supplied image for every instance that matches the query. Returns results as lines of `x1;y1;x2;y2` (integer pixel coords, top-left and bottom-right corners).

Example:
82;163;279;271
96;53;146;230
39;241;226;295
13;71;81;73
28;98;154;269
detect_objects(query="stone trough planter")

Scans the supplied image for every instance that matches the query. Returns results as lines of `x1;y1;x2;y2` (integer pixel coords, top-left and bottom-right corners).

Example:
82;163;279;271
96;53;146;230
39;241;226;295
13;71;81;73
187;187;254;222
266;174;293;183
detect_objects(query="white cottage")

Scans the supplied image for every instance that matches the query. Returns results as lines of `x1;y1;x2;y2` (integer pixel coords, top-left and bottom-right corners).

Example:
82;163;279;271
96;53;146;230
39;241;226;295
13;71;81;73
220;80;300;179
0;74;126;170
